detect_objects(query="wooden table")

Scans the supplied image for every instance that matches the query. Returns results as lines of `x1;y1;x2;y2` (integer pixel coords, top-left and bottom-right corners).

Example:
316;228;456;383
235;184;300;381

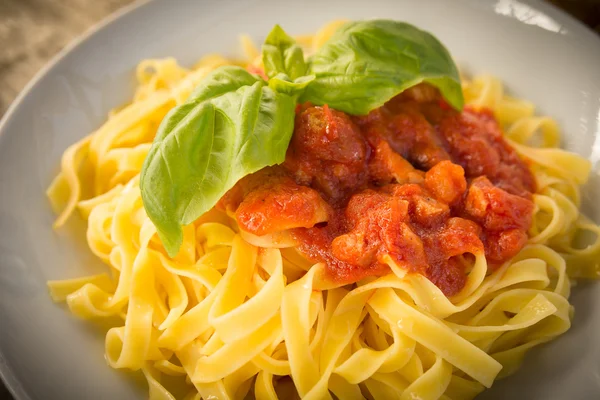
0;0;598;399
0;0;136;115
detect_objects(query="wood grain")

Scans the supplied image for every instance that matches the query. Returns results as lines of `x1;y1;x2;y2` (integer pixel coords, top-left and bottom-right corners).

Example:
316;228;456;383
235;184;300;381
0;0;135;115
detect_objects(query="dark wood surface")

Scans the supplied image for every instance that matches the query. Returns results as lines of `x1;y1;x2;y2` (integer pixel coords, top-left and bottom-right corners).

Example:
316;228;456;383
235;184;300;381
0;0;598;399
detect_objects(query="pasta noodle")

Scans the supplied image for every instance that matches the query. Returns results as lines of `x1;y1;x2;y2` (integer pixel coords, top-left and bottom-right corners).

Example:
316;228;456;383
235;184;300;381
47;21;600;400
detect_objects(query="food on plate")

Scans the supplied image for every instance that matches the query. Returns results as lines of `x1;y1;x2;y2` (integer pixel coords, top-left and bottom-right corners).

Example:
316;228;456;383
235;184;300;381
47;19;600;400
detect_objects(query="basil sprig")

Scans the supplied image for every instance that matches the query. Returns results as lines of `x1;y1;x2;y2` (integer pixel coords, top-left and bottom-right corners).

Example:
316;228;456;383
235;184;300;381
301;20;463;114
141;20;463;256
140;67;295;254
262;24;308;80
262;24;316;97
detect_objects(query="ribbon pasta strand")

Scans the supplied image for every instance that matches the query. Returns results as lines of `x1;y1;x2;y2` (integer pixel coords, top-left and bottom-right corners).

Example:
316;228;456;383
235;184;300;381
47;23;600;400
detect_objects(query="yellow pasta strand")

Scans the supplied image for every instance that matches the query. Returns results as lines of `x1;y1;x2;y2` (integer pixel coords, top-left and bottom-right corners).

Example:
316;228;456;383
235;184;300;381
46;24;600;400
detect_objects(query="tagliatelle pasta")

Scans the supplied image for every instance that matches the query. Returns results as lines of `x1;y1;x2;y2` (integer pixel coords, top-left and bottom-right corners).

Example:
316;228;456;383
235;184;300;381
47;20;600;400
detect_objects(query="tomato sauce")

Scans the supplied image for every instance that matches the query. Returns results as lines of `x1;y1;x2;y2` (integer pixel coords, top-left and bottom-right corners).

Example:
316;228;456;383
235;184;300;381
221;85;535;296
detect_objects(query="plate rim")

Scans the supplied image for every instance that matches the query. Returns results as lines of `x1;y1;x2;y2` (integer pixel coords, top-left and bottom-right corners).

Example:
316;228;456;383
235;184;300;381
0;0;599;399
0;1;149;397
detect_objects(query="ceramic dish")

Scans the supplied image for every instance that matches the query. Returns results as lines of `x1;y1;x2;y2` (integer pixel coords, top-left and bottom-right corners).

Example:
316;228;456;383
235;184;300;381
0;0;599;399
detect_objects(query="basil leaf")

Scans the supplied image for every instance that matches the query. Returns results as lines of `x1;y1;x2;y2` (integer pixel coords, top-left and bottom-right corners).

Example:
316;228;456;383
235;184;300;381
268;73;315;97
152;66;261;144
140;79;296;256
188;66;261;103
262;24;307;80
301;19;463;114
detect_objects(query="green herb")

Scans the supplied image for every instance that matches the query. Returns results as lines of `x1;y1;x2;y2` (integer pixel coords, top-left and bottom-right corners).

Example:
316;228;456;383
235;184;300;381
187;65;260;102
262;24;308;80
262;25;315;97
301;20;463;114
140;67;295;256
268;73;314;97
141;20;463;256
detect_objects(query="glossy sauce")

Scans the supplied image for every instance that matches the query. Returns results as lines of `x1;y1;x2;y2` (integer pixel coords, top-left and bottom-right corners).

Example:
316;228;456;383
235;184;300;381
221;86;535;296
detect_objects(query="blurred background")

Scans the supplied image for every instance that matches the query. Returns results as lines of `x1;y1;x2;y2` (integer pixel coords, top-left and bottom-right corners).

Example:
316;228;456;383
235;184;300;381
0;0;136;114
0;0;598;399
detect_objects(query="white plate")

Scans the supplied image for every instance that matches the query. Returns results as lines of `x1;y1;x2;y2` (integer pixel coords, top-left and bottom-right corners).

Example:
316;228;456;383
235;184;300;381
1;0;599;399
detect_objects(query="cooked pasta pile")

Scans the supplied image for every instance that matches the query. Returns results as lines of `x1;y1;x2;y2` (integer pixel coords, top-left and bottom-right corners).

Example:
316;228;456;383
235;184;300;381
47;21;600;400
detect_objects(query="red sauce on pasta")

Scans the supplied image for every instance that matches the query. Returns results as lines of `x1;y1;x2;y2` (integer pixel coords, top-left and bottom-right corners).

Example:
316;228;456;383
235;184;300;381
220;85;535;296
